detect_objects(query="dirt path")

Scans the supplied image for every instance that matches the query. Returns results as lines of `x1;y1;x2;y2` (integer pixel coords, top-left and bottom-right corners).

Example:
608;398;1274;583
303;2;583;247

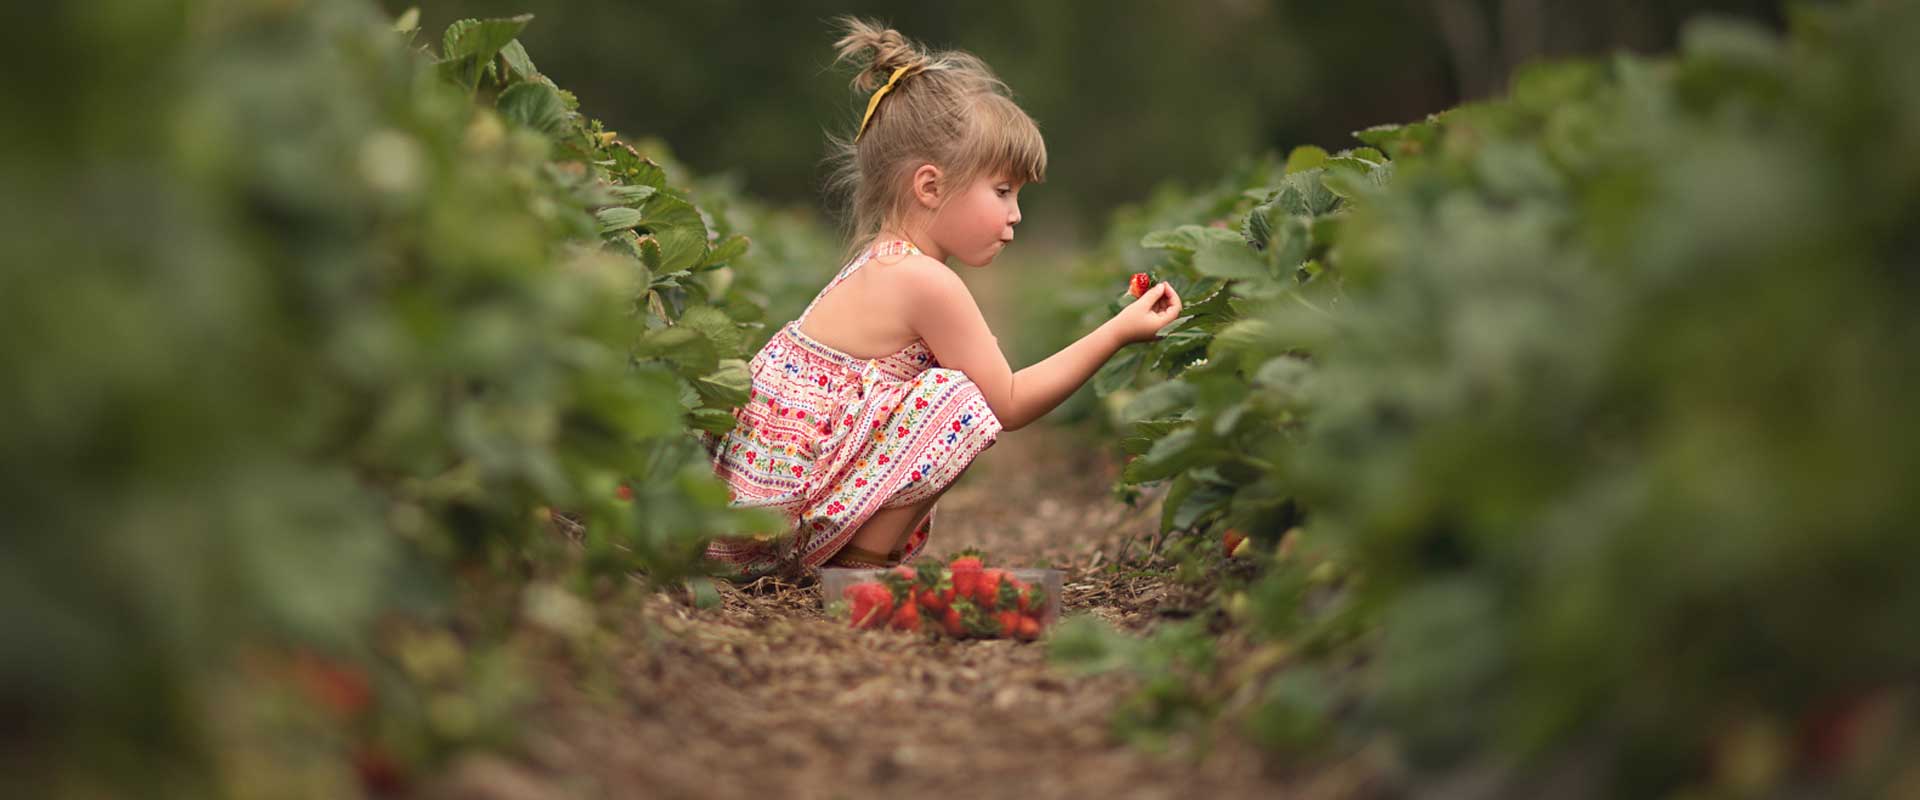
427;422;1324;799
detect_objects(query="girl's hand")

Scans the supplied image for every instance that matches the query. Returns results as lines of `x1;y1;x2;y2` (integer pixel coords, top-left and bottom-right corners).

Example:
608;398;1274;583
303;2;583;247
1112;282;1182;345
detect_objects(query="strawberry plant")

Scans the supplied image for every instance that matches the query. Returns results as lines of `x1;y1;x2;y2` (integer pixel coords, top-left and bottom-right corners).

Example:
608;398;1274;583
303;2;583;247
1053;3;1920;795
4;1;828;793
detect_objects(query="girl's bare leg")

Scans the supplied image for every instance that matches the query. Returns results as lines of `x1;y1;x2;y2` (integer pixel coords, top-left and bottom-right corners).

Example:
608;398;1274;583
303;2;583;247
838;484;951;564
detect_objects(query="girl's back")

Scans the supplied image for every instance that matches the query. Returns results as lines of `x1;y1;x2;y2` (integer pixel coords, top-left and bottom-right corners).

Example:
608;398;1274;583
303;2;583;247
794;245;926;361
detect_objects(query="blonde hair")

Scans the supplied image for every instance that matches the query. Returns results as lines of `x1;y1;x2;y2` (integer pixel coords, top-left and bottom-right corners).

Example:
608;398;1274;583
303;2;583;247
824;17;1047;266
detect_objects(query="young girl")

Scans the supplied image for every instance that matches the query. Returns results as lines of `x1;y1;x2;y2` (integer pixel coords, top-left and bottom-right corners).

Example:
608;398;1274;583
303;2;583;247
697;18;1182;581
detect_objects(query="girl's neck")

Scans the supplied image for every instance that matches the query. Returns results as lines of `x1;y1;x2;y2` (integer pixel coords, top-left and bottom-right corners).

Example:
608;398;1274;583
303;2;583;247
874;229;944;263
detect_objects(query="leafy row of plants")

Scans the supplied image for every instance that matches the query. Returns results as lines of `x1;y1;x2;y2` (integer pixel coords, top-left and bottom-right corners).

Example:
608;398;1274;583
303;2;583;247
1049;3;1920;796
5;2;836;795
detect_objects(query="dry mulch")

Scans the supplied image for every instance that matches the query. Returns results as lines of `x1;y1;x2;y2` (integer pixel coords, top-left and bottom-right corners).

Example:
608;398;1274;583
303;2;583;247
427;423;1373;799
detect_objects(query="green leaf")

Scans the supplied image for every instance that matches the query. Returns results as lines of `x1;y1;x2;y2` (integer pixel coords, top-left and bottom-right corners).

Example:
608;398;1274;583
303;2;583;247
637;193;709;273
438;15;533;89
1264;214;1314;273
498;40;537;81
1194;240;1269;280
1141;225;1244;255
496;82;567;135
1168;481;1231;531
1120;380;1197;424
608;147;667;188
635;325;718;374
1242;202;1275;251
596;207;642;235
1126;427;1224;483
1160;472;1197;533
692;358;751;408
688;407;738;435
1348;147;1387;165
1092;347;1142;396
676;306;747;359
696;234;750;271
609;184;657;205
441;15;532;61
1285;146;1329;174
1121;418;1188;456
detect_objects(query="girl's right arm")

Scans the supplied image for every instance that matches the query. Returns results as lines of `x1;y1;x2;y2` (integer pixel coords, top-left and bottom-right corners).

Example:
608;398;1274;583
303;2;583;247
903;263;1182;431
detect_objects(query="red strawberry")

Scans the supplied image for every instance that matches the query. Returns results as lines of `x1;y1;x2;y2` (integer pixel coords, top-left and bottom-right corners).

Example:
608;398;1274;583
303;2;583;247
616;484;633;502
889;601;921;632
941;607;966;638
1015;615;1041;641
1128;272;1155;298
975;568;1007;609
845;583;893;629
1005;577;1033;613
353;744;406;795
293;651;372;719
1223;528;1249;558
949;557;982;596
995;610;1022;638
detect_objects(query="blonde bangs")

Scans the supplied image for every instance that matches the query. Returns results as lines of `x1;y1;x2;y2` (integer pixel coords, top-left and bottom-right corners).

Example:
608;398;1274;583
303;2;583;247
956;96;1048;188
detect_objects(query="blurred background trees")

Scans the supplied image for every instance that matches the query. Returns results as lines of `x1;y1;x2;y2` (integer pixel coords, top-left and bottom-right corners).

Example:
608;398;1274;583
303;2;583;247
388;0;1789;241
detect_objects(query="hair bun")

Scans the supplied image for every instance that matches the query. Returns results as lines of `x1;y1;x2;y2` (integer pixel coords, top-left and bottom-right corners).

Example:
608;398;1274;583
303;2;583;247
830;16;929;93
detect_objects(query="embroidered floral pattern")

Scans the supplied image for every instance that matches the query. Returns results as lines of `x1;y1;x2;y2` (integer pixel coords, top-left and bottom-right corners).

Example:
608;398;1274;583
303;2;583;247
691;241;1003;581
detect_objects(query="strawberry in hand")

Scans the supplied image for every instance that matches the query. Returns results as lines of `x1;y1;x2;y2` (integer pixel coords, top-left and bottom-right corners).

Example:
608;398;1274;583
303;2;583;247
1128;272;1155;298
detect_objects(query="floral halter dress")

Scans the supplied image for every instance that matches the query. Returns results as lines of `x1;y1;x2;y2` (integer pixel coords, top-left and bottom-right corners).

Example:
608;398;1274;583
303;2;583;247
696;239;1004;581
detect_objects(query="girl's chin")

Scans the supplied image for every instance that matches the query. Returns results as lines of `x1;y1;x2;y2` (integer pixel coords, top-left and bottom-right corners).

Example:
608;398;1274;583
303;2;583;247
968;243;1006;267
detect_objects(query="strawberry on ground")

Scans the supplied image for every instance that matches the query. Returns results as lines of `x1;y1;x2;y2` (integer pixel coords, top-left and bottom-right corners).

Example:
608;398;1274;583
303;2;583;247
1223;528;1248;558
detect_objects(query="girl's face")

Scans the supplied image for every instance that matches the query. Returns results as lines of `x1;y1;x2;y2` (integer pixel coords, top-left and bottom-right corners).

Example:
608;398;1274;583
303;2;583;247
929;171;1023;268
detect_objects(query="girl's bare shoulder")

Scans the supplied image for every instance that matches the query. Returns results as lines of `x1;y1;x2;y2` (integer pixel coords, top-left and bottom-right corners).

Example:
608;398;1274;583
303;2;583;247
881;252;969;300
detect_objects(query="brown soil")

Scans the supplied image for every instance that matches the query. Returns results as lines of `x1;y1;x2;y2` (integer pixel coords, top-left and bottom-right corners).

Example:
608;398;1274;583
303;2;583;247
423;422;1372;799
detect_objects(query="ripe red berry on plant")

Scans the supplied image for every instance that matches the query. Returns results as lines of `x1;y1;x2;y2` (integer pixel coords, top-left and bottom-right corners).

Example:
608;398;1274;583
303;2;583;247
1128;272;1155;298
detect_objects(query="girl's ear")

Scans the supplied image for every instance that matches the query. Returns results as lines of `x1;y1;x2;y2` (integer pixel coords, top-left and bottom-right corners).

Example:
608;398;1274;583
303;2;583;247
912;163;943;209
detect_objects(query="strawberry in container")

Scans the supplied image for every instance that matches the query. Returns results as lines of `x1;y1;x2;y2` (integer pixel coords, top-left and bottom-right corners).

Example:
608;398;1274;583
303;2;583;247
822;554;1060;640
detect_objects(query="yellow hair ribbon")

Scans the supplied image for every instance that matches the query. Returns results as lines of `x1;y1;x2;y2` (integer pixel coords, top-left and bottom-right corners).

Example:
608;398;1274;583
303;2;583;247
857;64;920;141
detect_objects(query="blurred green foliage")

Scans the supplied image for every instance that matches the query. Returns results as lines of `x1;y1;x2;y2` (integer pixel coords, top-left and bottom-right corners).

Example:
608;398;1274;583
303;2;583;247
390;0;1789;239
1050;2;1920;794
1;1;831;794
